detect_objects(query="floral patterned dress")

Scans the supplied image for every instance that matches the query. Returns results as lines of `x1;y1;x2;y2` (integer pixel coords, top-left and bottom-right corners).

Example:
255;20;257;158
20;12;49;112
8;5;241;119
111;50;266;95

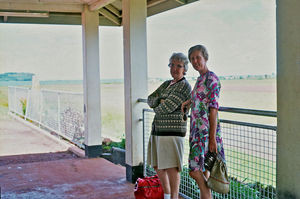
189;71;225;172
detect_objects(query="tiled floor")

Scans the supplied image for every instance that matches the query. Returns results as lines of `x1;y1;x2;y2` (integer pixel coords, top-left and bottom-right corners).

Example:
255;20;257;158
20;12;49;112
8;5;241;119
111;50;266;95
0;154;135;199
0;116;135;199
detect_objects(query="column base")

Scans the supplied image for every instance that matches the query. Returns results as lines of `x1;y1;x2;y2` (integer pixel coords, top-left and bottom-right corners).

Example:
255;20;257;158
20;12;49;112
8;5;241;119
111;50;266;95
84;144;102;158
126;164;143;183
278;191;297;199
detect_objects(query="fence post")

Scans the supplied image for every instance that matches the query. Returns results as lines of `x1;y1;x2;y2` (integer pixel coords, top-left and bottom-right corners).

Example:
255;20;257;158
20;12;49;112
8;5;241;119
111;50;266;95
24;88;30;120
142;109;146;177
8;87;11;112
14;87;17;114
39;91;43;128
57;92;61;133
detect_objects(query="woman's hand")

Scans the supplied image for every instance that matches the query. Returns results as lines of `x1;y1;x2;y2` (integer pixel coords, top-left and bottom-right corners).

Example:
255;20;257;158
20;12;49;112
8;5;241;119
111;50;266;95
209;138;217;153
181;99;191;113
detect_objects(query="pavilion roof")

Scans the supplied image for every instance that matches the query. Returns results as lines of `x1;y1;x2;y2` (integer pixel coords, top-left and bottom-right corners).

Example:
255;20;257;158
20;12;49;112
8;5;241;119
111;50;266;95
0;0;198;25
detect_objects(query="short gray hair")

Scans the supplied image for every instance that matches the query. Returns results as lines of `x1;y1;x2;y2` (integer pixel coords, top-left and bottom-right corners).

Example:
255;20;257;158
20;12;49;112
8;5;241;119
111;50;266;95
188;45;209;61
169;52;189;75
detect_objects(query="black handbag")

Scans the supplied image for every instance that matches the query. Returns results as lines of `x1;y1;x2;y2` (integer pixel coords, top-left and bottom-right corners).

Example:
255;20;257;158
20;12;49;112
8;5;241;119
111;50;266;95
205;152;230;194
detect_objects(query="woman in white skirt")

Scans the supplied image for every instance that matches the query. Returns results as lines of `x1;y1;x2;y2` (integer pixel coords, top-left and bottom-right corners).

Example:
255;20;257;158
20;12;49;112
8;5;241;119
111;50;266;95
147;53;191;199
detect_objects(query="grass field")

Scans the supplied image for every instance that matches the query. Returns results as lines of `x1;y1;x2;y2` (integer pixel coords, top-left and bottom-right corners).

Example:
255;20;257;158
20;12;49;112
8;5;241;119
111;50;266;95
0;78;276;140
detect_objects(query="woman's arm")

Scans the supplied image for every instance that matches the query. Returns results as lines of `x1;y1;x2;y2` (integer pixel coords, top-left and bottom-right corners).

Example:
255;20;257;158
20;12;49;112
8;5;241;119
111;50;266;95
207;73;221;153
153;82;191;115
147;81;168;108
209;107;218;153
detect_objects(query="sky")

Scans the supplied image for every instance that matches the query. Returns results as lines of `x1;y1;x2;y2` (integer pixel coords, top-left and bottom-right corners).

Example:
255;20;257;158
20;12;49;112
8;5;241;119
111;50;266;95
0;0;276;80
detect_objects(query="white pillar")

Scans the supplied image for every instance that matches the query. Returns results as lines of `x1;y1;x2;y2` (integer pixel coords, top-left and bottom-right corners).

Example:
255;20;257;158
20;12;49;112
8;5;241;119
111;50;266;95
276;1;300;198
82;5;102;157
122;0;148;182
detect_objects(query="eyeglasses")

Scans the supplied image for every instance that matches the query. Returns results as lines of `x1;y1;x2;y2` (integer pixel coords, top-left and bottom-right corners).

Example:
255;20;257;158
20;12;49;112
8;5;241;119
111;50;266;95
168;63;184;68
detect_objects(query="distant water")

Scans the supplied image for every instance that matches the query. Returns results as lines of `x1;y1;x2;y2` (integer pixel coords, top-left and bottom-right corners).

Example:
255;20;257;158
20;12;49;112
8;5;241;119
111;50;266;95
0;79;124;86
0;81;32;86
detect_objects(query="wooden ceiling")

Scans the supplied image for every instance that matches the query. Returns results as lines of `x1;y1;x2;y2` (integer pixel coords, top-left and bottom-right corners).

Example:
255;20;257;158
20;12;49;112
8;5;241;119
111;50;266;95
0;0;198;25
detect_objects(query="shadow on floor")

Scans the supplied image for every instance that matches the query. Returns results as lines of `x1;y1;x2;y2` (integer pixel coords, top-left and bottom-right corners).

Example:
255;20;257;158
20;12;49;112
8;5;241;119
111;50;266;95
0;151;78;166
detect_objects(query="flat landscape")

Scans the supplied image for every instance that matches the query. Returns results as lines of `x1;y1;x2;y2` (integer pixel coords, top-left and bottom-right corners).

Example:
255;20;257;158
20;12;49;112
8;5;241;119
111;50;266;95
0;78;276;140
0;78;277;186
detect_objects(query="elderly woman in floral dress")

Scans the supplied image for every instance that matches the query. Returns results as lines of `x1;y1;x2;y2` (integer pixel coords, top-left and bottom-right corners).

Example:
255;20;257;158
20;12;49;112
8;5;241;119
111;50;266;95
182;45;225;199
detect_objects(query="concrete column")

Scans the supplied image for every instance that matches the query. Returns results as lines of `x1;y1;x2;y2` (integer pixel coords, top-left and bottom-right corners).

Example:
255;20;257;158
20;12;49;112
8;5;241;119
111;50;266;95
276;1;300;198
122;0;148;183
81;5;102;157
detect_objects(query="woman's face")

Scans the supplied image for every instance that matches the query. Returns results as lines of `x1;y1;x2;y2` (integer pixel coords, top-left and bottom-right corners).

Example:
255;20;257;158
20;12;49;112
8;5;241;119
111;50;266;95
169;59;185;81
189;50;207;74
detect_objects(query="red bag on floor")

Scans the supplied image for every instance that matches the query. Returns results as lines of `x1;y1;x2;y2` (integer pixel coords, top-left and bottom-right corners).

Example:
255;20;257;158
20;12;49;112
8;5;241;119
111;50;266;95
134;175;164;199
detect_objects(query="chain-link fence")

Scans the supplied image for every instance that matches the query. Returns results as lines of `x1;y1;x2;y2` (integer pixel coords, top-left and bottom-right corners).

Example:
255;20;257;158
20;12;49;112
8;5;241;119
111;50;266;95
8;86;30;117
142;108;277;199
8;86;84;148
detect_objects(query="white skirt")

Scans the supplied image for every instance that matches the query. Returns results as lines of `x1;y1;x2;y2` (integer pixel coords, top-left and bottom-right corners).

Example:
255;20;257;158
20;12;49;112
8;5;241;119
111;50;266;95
147;135;184;171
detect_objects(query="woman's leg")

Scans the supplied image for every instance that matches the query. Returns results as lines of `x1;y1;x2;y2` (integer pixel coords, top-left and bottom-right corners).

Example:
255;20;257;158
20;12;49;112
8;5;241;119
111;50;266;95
154;167;171;195
189;170;212;199
166;167;180;199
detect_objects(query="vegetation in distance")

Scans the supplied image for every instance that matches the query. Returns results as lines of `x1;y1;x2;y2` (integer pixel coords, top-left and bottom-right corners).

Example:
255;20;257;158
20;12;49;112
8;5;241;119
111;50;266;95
0;72;276;87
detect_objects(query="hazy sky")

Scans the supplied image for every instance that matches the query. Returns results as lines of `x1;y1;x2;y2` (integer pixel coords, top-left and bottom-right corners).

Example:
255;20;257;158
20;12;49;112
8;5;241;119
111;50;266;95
0;0;276;80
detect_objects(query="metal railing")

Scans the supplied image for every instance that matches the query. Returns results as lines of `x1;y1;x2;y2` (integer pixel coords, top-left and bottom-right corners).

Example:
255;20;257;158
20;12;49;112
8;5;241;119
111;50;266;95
8;87;277;198
8;86;85;148
139;98;277;199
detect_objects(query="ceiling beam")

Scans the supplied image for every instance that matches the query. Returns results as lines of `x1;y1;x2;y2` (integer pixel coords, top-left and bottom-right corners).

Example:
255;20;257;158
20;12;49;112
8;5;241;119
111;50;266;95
85;0;98;5
0;2;83;12
0;11;49;17
98;7;120;25
39;0;83;3
0;13;118;26
89;0;116;11
174;0;185;5
80;0;93;3
105;4;121;18
147;0;168;8
0;0;83;3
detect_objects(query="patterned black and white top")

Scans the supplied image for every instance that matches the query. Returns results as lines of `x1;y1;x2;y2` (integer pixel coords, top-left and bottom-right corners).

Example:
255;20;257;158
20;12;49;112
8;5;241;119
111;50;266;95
148;77;191;137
